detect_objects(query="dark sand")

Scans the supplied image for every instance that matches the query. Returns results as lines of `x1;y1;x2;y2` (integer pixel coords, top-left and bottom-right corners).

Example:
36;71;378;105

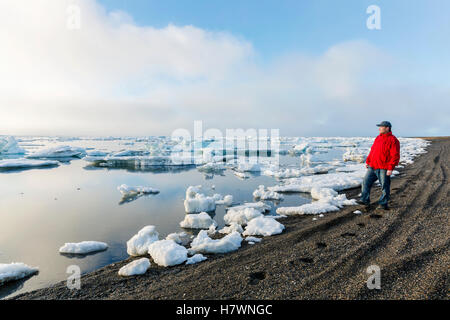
13;137;449;300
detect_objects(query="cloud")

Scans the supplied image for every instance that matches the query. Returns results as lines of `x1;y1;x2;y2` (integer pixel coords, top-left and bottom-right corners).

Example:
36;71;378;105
0;0;448;137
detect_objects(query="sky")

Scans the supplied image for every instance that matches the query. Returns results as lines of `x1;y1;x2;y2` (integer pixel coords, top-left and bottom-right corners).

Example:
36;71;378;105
0;0;449;137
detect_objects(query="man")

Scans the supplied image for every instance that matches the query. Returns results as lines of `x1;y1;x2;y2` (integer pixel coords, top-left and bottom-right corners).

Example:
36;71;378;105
358;121;400;210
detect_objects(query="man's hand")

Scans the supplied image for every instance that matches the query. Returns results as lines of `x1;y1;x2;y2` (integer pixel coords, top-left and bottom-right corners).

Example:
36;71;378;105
387;170;392;176
366;164;369;169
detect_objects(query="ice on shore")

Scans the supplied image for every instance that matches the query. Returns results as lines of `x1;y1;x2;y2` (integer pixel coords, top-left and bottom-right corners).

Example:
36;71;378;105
118;258;150;276
268;171;365;193
243;217;285;236
148;240;188;267
0;159;59;169
219;223;244;234
253;185;284;201
127;226;159;256
59;241;108;254
276;187;357;216
245;236;262;243
190;230;242;254
27;145;86;159
0;136;25;155
0;262;39;284
165;232;192;246
117;184;160;197
184;185;217;213
186;254;207;265
277;202;339;216
263;165;332;179
224;207;263;226
179;212;217;229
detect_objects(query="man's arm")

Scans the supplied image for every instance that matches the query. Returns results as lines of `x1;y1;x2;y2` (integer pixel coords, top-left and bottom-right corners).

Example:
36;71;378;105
387;138;400;175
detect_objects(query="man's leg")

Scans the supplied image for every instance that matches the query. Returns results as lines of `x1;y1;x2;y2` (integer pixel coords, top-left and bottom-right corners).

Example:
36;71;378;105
376;169;391;207
360;167;378;204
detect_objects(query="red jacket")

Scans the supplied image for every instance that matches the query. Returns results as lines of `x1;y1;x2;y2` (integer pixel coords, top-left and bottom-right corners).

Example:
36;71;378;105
366;132;400;170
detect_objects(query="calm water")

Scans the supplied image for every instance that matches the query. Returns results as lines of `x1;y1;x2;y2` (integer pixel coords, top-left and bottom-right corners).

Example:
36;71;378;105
1;138;348;299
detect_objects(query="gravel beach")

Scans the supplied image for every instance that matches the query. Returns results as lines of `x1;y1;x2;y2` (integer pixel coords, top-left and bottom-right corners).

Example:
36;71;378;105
12;137;449;300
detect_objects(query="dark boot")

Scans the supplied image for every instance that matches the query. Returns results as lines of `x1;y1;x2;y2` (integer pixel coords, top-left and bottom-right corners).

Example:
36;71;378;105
377;204;389;210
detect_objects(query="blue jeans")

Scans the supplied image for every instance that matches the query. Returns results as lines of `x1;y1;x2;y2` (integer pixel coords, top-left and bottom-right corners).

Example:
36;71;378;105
360;167;391;205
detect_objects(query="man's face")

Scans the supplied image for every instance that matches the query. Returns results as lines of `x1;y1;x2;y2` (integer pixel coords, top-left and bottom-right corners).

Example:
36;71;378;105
378;126;390;134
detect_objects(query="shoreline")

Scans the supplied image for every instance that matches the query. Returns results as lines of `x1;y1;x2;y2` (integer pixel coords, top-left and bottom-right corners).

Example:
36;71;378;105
12;137;449;300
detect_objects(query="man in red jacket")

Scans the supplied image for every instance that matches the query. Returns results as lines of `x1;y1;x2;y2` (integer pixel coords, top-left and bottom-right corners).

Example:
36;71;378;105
358;121;400;210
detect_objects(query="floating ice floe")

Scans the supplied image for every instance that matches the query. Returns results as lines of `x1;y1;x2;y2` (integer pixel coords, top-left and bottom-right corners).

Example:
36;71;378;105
243;217;285;236
165;232;192;246
127;225;159;256
117;184;160;197
148;240;188;267
190;230;242;254
227;201;271;213
27;145;86;159
253;185;284;201
59;241;108;254
0;262;39;284
184;185;217;213
197;162;226;173
118;258;150;276
186;254;207;265
236;163;261;172
0;136;25;154
214;194;233;206
179;212;217;229
0;159;59;170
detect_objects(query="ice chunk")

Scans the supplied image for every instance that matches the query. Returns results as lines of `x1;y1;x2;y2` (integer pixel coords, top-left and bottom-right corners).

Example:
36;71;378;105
224;207;263;226
118;258;150;276
165;232;192;246
27;145;86;158
342;148;368;163
0;159;59;169
126;226;159;256
59;241;108;254
197;162;226;173
0;262;39;284
186;254;207;265
148;240;188;267
218;223;244;234
0;136;25;154
184;185;217;213
245;236;262;243
310;187;338;200
354;210;362;214
253;185;284;201
276;202;339;215
117;184;160;196
190;230;242;254
179;212;217;229
214;194;233;206
227;201;271;213
237;162;261;172
242;217;285;236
